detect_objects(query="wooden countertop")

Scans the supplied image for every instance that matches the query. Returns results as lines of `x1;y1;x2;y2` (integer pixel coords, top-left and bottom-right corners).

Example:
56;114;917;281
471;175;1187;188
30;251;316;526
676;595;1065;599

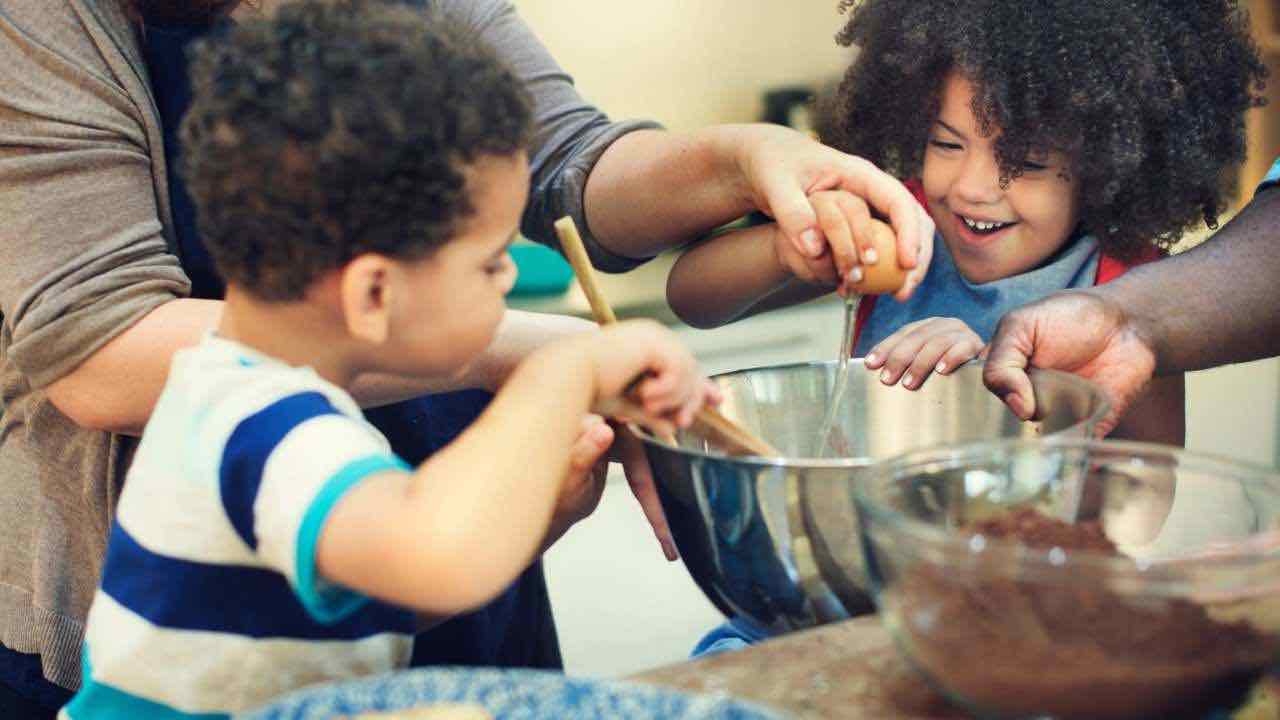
627;616;965;720
628;616;1280;720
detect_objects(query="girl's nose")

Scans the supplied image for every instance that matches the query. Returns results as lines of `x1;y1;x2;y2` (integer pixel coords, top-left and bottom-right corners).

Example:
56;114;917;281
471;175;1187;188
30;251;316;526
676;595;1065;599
953;151;1003;205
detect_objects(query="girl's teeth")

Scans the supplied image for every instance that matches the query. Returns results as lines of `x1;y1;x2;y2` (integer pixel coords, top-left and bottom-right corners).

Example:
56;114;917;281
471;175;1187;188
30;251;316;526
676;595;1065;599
963;217;1009;232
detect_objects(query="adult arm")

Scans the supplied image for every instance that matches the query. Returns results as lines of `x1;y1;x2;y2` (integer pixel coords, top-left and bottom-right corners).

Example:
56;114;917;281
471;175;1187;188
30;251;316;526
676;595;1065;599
451;0;933;287
0;0;194;436
985;182;1280;435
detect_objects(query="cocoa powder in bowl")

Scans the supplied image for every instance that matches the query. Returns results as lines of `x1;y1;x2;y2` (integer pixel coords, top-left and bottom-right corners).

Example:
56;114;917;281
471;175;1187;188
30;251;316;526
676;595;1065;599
888;508;1276;720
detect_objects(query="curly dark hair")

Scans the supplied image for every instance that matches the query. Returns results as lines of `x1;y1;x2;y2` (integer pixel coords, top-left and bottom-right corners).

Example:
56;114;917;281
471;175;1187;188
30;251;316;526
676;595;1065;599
824;0;1268;256
181;0;532;301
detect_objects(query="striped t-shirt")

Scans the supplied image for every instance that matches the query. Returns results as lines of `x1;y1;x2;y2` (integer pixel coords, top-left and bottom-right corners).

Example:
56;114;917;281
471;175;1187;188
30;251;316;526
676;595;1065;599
62;335;416;720
1262;157;1280;192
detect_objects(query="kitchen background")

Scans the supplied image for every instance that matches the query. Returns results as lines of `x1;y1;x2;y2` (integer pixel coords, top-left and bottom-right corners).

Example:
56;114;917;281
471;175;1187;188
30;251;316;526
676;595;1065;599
511;0;1280;680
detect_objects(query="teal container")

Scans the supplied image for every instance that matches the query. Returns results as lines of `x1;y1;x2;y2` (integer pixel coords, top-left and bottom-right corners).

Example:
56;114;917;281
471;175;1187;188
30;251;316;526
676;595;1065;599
508;239;573;296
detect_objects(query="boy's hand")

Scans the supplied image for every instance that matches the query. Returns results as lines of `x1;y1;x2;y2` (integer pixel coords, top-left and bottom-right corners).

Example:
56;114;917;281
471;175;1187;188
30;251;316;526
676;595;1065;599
772;190;933;302
864;317;982;390
590;320;719;435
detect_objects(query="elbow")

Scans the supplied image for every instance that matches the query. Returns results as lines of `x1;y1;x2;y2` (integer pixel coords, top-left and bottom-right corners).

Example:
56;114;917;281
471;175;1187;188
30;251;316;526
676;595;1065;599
667;275;723;329
408;564;521;617
674;310;721;330
45;377;144;435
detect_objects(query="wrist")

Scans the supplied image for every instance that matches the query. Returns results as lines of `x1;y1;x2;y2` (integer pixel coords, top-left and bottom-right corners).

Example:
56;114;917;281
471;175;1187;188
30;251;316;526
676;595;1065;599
694;124;763;216
1088;278;1165;375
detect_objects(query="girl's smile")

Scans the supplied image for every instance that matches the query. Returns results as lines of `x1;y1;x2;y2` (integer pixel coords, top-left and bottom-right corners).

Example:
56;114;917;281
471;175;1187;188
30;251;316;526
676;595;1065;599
953;211;1019;246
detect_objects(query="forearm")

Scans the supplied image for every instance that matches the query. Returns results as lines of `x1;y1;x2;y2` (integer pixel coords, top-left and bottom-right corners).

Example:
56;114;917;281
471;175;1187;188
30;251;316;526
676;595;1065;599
1100;187;1280;374
331;345;598;614
43;298;223;435
584;127;755;260
351;310;596;405
668;224;827;328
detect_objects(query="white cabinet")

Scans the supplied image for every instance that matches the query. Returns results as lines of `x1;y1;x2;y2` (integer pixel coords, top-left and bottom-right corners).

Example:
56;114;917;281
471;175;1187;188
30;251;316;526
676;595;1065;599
1185;359;1280;466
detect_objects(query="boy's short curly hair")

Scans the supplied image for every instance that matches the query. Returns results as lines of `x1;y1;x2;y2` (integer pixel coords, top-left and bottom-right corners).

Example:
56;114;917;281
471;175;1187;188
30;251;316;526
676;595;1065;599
181;0;532;301
824;0;1268;257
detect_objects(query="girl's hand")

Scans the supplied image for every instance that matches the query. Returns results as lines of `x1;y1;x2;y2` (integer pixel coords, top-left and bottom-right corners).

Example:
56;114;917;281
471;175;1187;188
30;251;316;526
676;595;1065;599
864;317;983;390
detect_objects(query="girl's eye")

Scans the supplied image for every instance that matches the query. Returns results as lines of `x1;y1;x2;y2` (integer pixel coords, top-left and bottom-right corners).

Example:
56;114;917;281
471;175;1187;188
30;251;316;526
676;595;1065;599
929;139;962;152
1022;160;1049;172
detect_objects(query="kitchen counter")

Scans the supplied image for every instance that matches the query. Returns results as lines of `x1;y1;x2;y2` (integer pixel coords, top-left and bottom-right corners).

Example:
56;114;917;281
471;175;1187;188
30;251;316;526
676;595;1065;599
628;615;1280;719
627;616;964;719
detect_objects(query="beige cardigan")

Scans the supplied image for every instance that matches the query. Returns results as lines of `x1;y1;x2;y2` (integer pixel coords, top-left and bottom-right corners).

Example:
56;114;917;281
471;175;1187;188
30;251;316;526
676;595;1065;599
0;0;654;689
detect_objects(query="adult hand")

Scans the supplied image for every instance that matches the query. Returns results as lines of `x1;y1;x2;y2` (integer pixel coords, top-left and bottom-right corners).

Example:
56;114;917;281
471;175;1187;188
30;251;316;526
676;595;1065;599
735;125;935;302
544;414;613;550
610;424;679;561
983;290;1157;437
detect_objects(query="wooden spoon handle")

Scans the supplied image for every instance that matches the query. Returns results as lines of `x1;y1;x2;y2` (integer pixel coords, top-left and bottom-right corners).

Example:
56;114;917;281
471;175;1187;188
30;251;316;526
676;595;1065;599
553;217;778;459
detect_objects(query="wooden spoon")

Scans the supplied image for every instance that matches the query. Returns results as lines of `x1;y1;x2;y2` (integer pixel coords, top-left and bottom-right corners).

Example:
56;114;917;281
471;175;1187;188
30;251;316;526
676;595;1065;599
553;217;778;459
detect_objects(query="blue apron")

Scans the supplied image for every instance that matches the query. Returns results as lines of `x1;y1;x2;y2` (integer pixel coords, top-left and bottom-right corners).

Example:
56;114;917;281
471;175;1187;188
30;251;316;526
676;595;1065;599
141;14;560;671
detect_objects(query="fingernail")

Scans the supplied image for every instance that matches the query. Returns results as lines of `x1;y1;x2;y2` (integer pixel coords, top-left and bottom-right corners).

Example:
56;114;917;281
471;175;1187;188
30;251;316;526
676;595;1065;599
865;353;878;366
880;369;892;384
800;229;821;256
848;266;863;283
903;373;914;387
864;247;878;264
936;361;947;373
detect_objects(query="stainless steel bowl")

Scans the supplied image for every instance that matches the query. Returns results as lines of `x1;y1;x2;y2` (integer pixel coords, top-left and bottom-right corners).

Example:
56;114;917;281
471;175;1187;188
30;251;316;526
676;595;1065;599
635;360;1109;634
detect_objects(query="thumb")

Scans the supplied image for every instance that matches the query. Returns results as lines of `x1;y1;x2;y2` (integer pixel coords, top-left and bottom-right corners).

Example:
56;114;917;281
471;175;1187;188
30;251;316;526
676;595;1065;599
983;334;1037;421
569;415;614;474
761;176;825;258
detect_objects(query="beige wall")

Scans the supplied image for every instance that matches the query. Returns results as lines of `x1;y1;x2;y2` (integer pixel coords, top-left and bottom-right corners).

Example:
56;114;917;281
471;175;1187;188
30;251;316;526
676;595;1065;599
514;1;855;131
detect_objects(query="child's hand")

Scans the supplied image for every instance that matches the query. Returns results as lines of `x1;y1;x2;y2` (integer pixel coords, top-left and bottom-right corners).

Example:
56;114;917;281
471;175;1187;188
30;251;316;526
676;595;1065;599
590;320;720;435
864;317;982;390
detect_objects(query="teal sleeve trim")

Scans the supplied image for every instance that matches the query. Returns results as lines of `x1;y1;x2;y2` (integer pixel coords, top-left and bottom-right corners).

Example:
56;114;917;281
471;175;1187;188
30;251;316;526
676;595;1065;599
294;453;411;624
63;649;229;720
1261;157;1280;193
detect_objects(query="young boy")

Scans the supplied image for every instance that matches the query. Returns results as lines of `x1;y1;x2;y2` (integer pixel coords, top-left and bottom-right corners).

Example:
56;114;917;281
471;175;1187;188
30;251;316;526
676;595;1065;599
61;2;712;717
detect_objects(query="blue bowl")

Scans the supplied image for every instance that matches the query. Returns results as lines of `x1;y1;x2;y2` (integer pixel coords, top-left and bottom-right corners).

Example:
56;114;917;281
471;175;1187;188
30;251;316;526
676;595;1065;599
508;241;573;296
238;667;783;720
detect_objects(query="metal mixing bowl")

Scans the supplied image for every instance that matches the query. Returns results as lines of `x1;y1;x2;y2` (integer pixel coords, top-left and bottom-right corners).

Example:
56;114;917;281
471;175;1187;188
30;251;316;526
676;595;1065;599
634;360;1109;634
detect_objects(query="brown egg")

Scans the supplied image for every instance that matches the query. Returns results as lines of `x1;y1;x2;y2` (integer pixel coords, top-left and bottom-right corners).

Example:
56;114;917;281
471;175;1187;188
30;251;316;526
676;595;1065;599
850;218;908;295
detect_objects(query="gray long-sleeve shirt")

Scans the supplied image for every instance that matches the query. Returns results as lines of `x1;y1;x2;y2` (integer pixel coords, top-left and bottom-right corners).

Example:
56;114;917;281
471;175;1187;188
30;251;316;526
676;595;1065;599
0;0;656;689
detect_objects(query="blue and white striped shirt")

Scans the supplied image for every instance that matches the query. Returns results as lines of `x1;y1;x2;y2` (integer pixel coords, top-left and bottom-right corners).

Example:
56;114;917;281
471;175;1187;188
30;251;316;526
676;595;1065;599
1261;157;1280;193
63;335;415;719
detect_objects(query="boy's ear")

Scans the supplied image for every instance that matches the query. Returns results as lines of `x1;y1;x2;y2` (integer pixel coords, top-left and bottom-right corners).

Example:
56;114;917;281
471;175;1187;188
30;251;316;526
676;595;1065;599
339;254;395;344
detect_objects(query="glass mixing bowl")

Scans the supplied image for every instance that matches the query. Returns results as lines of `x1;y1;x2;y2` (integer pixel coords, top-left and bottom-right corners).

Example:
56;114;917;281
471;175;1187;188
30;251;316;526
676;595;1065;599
855;438;1280;720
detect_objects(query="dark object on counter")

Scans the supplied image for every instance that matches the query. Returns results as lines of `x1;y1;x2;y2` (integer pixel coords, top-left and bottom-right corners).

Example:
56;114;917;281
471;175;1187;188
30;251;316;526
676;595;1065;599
761;86;815;132
893;508;1275;720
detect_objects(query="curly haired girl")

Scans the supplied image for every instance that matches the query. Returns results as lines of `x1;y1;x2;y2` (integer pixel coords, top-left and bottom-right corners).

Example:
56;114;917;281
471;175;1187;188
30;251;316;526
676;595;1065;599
668;0;1267;447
